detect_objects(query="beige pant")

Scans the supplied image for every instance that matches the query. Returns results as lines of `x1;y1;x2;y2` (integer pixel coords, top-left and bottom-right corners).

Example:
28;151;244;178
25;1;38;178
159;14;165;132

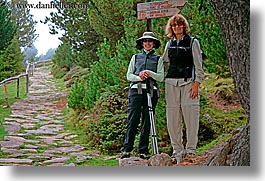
165;79;200;154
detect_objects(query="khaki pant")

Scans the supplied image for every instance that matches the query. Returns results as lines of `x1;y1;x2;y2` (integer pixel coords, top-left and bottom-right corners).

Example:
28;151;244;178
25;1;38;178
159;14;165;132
165;78;200;154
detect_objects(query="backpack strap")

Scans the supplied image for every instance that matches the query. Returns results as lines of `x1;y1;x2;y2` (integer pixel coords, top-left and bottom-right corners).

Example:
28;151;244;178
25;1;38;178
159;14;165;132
189;36;196;81
190;36;195;49
133;54;137;74
168;38;174;48
133;54;143;94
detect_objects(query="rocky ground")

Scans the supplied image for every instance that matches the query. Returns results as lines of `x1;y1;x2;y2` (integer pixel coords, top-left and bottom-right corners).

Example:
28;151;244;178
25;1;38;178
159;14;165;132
0;67;93;166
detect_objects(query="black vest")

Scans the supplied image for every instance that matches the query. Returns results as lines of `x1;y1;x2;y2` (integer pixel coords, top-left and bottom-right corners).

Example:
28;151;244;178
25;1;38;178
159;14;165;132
131;50;160;86
166;35;194;79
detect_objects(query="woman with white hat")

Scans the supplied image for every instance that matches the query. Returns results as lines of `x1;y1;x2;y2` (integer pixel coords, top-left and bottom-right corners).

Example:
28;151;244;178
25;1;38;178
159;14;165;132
120;32;164;159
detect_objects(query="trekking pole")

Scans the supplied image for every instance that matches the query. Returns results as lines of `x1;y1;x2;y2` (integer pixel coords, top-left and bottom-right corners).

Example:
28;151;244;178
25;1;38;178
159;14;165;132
146;79;159;155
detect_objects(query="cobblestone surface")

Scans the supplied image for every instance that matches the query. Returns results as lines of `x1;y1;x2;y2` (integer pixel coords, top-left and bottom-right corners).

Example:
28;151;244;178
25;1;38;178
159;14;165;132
0;67;91;166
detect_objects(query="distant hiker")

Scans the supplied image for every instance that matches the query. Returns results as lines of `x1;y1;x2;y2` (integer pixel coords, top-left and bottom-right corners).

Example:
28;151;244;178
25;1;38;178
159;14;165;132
162;14;204;164
120;32;164;160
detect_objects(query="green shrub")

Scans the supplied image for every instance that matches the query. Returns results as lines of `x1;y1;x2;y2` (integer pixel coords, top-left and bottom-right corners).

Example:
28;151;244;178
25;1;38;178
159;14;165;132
86;112;127;154
51;64;68;79
52;43;74;69
85;86;128;154
68;78;86;110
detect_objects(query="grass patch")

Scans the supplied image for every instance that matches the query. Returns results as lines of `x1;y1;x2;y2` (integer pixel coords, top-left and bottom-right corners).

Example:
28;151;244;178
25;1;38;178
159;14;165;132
23;135;36;140
201;73;234;94
200;107;247;135
0;77;28;140
36;145;52;154
19;144;26;149
197;139;219;155
67;156;119;166
81;157;118;166
0;149;12;158
0;120;9;140
55;78;66;92
40;64;53;71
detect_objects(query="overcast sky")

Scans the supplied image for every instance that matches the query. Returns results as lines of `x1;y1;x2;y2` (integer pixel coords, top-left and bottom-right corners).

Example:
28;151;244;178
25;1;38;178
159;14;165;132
27;0;62;55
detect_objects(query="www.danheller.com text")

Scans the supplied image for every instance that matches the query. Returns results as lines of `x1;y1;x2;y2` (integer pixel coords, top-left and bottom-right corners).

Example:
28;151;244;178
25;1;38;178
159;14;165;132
6;1;89;9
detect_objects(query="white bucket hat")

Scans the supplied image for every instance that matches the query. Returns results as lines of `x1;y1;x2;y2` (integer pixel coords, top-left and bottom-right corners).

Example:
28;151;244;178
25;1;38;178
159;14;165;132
136;31;161;50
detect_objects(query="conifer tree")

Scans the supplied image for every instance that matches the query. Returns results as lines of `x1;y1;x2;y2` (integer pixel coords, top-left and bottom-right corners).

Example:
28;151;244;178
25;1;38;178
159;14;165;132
0;36;24;81
10;0;38;49
43;0;102;66
0;0;17;52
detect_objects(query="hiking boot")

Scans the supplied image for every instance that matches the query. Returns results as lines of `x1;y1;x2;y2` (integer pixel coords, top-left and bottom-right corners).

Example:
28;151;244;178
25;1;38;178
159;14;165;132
139;153;150;160
172;150;186;164
120;152;131;159
186;149;196;156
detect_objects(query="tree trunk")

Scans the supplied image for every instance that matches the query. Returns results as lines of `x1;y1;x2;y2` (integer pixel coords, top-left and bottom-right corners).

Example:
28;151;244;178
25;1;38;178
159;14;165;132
208;0;250;166
206;124;250;166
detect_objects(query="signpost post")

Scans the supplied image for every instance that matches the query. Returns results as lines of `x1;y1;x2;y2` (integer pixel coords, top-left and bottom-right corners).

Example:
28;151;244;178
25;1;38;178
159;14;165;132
137;0;187;31
146;0;152;31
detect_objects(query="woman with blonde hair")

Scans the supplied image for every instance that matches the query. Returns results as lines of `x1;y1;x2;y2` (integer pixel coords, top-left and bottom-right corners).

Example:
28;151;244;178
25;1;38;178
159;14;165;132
161;14;204;164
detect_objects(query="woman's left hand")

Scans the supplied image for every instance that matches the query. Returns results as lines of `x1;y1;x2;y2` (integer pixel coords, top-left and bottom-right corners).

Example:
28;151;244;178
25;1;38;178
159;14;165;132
189;82;200;99
139;70;150;80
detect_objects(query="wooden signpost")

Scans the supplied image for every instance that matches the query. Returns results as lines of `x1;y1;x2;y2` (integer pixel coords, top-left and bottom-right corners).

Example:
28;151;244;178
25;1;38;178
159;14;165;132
137;0;187;31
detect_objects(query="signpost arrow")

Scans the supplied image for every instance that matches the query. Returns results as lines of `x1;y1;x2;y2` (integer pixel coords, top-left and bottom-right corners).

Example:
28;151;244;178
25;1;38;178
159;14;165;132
137;0;186;21
137;0;186;11
138;7;181;20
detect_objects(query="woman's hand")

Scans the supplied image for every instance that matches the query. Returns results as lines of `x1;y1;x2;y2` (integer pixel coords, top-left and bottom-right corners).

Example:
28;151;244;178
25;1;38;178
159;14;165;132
189;82;200;99
139;70;150;80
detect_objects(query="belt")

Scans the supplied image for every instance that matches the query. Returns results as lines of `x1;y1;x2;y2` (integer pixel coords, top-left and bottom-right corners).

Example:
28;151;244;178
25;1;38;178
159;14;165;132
130;82;160;98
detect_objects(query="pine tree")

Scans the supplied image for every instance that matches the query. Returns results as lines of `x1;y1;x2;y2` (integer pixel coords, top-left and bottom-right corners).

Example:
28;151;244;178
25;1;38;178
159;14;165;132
10;0;38;49
43;0;103;67
0;36;24;81
0;0;17;52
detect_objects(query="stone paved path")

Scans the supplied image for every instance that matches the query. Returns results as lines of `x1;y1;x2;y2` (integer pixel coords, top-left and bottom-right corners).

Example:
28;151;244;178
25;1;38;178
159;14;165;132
0;66;92;166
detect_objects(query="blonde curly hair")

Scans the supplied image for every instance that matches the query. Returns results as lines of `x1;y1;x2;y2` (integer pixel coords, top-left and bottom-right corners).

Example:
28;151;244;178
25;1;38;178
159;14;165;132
165;14;190;38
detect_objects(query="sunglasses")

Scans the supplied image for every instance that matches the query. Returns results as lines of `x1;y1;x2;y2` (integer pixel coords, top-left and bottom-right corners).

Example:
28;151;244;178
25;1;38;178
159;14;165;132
171;23;184;27
142;39;153;42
